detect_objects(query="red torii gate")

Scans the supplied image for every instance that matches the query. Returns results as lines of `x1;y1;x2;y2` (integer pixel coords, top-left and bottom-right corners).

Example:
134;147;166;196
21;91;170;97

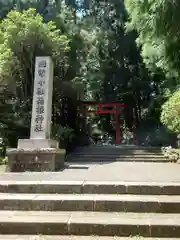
84;102;127;144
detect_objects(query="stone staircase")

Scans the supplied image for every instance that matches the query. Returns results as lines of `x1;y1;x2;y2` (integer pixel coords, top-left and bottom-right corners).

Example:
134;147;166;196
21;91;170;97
0;145;179;239
67;145;171;163
0;179;180;238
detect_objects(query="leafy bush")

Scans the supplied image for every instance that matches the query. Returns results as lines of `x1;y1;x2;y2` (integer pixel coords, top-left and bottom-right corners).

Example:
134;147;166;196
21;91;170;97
0;8;70;148
145;126;176;147
51;124;75;150
162;146;180;162
0;8;70;85
0;137;7;165
161;90;180;133
0;156;7;165
136;121;177;147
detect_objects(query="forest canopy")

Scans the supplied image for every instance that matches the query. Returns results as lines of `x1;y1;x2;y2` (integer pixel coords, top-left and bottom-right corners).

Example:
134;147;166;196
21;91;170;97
0;0;179;151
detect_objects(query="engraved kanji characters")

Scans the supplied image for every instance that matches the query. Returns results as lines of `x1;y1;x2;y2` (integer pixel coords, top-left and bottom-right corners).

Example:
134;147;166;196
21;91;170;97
33;59;47;133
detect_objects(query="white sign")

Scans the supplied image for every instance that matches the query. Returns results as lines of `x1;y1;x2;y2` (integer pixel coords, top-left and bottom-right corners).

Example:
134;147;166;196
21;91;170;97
30;57;54;139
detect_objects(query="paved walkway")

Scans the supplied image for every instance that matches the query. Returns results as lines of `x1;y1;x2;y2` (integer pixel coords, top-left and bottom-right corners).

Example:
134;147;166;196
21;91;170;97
0;162;180;183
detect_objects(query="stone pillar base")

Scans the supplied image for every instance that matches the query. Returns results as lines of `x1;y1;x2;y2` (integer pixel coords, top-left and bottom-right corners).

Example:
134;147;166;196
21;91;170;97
18;139;59;149
7;148;66;172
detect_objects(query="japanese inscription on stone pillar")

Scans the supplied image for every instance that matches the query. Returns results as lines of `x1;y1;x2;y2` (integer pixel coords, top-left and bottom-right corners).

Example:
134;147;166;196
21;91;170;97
30;57;54;139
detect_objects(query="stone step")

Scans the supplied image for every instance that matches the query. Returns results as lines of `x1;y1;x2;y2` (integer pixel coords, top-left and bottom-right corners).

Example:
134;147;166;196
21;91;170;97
72;152;163;156
0;211;180;237
73;148;162;154
71;154;165;158
74;156;159;160
75;146;161;151
0;193;180;213
0;236;178;240
68;158;171;163
1;181;180;195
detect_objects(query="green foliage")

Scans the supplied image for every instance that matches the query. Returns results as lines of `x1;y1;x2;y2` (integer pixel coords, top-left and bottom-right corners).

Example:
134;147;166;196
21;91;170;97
0;8;71;147
51;124;75;149
145;127;175;147
0;0;177;149
125;0;180;84
0;138;5;156
0;0;59;21
162;147;180;162
161;90;180;133
80;0;160;138
124;0;180;145
0;8;69;85
136;120;177;147
0;156;7;165
0;137;7;165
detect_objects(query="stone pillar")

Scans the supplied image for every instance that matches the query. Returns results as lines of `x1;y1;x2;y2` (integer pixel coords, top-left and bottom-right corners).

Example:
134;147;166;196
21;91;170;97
7;57;66;172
